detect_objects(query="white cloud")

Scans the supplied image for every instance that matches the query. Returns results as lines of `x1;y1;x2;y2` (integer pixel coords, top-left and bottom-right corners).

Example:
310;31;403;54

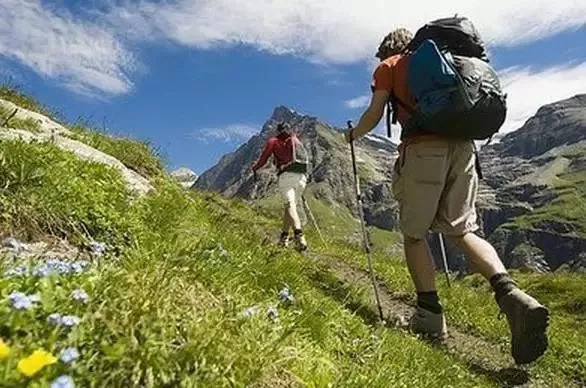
194;124;259;143
1;1;585;98
111;0;586;64
499;61;586;132
345;95;370;109
0;0;135;96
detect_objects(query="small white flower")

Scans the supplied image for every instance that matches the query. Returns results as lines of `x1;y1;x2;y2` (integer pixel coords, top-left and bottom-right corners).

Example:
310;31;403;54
61;315;81;327
48;313;63;326
242;306;258;318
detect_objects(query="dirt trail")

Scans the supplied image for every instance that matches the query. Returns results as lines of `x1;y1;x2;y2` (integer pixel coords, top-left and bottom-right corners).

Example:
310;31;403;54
307;251;572;388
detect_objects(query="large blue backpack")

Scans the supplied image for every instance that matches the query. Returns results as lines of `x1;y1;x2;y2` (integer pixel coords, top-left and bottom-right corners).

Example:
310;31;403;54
388;16;507;141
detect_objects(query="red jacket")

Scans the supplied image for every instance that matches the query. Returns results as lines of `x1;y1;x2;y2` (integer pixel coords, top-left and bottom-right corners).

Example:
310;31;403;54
252;133;300;172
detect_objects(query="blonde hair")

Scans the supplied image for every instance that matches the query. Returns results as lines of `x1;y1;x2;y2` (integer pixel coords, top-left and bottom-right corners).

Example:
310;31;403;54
376;28;413;60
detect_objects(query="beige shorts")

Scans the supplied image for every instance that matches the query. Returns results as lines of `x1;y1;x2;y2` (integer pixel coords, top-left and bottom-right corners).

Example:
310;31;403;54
392;140;479;239
278;172;307;206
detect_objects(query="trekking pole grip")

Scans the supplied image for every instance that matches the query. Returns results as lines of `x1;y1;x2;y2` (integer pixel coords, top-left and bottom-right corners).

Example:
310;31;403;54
347;121;361;197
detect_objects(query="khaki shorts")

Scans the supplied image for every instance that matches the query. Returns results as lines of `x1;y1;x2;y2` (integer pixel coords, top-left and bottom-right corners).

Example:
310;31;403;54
278;172;307;206
392;140;479;239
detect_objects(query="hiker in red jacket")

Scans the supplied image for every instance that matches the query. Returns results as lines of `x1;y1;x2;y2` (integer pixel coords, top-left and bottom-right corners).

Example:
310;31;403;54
252;122;309;251
345;26;549;365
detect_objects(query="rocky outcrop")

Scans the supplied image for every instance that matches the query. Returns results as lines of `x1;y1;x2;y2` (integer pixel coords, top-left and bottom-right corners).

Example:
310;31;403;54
492;94;586;158
490;226;586;271
0;98;153;196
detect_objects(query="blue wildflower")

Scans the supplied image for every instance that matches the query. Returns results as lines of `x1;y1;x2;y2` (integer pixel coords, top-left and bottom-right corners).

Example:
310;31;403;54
52;260;71;275
60;315;81;328
71;289;89;304
4;265;27;277
47;313;63;326
9;291;28;305
32;264;51;277
50;375;75;388
69;263;83;274
8;291;39;311
47;314;81;328
88;241;106;256
33;258;89;277
59;347;80;364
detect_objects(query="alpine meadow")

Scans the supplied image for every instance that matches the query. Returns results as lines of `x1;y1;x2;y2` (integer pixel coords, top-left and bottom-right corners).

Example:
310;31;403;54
1;1;586;387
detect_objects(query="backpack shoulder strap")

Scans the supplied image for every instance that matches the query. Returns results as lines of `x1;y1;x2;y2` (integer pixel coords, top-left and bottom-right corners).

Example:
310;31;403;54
387;94;416;138
386;97;394;138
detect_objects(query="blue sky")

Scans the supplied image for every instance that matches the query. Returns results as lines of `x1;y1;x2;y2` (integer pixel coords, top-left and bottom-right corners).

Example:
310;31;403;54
1;1;585;174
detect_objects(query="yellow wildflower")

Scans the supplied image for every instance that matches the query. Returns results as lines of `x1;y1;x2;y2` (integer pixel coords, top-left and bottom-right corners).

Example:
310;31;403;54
17;349;57;377
0;339;10;360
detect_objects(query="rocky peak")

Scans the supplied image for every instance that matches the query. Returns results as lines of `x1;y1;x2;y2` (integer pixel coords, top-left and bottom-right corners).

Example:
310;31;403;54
195;105;398;228
492;94;586;158
171;168;198;188
269;105;300;123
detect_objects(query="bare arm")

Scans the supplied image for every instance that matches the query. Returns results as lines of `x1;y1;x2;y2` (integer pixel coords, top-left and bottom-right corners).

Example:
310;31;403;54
346;90;390;141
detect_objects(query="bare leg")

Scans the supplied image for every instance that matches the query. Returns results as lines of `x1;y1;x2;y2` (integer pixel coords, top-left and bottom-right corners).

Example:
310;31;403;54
404;235;437;292
447;233;506;280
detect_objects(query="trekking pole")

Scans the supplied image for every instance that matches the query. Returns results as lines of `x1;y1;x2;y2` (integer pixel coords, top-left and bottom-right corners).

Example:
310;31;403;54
347;120;384;321
301;195;327;248
438;233;452;288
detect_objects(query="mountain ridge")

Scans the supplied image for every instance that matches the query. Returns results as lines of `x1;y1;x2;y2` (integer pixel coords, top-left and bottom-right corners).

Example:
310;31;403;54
197;95;586;273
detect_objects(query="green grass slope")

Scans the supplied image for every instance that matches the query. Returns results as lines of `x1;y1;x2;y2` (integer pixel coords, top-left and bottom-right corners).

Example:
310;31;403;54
0;91;584;387
1;140;493;387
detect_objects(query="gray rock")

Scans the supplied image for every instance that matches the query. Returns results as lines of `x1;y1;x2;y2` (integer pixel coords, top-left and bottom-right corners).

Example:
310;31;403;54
0;97;153;196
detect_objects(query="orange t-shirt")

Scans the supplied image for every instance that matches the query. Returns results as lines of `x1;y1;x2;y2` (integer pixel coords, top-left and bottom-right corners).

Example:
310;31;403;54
371;54;416;127
372;54;443;145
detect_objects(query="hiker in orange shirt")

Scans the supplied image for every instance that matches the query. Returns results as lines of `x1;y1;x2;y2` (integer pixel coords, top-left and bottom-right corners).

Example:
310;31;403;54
345;25;549;365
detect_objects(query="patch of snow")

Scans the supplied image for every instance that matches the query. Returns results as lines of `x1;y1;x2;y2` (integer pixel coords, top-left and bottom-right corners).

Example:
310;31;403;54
366;134;394;144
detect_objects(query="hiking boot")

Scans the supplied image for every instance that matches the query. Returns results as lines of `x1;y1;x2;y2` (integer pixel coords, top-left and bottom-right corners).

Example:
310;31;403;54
293;233;308;252
278;232;290;248
497;288;549;364
409;305;447;339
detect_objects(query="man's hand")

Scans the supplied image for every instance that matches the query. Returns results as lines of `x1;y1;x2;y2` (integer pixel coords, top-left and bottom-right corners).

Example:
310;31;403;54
348;90;389;142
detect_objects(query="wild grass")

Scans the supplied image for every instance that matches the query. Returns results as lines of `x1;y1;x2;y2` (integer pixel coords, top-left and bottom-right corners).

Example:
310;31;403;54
0;85;53;119
0;95;584;386
314;234;586;385
0;138;494;387
508;169;586;237
67;122;165;179
0;105;40;132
